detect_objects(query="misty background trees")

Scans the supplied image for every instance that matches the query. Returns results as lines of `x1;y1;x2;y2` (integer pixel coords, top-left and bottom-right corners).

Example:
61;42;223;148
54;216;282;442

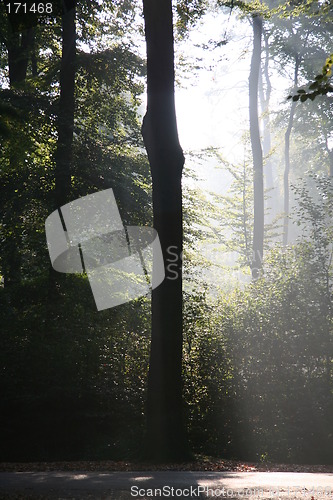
0;0;332;464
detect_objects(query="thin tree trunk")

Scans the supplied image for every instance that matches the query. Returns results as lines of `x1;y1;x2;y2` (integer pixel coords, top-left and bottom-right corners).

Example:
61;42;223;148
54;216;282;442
142;0;189;461
258;28;276;220
242;161;251;265
7;29;34;85
2;20;34;287
54;2;76;209
283;55;299;247
47;2;76;306
249;15;264;278
328;150;333;178
323;125;333;177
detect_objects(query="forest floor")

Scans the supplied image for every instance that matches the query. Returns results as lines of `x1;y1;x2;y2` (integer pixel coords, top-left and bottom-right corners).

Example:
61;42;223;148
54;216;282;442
0;455;332;473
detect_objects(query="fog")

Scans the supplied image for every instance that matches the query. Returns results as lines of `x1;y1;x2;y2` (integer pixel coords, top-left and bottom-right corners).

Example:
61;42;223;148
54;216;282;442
172;6;333;287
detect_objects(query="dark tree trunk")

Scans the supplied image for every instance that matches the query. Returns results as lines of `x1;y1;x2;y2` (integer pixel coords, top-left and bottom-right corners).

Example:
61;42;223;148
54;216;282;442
7;29;34;86
249;15;264;278
141;0;189;461
31;33;38;77
54;2;76;209
47;2;76;306
2;147;23;287
2;20;34;287
283;55;299;247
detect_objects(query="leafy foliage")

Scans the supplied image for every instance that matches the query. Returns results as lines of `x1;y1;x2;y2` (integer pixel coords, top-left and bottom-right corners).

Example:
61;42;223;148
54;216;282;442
289;53;333;102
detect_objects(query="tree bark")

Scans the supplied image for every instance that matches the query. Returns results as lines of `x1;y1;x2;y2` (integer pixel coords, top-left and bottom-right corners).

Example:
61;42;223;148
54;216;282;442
323;124;333;178
249;15;264;278
7;29;34;86
4;16;34;90
142;0;189;461
328;150;333;178
46;2;76;307
2;19;35;287
258;28;276;220
283;54;299;247
54;2;76;209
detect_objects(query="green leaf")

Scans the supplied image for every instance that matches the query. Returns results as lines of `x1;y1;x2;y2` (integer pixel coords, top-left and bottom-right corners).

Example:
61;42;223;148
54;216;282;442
309;81;318;90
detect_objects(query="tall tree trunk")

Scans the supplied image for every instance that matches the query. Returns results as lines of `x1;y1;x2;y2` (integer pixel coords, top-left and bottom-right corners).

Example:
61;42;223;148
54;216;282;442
323;123;333;178
54;1;76;209
242;161;251;264
142;0;189;461
7;28;34;86
328;150;333;178
2;20;34;287
283;54;299;247
47;1;76;306
249;15;264;279
258;28;276;220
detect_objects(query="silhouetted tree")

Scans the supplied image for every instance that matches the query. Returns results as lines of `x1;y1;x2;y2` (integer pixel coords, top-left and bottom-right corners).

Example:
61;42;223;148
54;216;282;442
142;0;189;460
55;0;76;208
1;8;36;287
